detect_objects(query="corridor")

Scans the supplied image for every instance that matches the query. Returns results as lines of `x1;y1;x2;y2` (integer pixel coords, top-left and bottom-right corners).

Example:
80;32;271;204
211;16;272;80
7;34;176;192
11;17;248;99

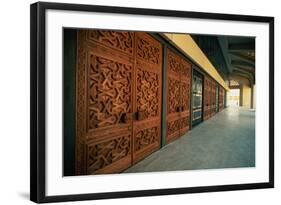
125;107;255;173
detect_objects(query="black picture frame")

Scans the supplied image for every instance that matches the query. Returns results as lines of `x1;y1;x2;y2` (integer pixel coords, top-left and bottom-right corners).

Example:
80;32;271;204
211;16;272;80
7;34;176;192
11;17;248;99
30;1;274;203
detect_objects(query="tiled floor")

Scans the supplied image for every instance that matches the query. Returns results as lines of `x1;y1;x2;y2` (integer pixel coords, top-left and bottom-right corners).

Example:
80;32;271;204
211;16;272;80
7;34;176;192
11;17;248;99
124;107;255;173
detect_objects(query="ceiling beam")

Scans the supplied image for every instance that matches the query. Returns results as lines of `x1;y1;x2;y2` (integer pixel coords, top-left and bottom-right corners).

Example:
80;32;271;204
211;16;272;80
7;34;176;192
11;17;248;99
217;37;232;72
229;51;255;65
231;60;255;69
228;42;255;51
232;67;254;78
234;65;255;73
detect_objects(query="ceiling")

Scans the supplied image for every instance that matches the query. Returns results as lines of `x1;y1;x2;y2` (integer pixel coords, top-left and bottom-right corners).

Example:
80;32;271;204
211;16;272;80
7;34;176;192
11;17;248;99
191;34;255;87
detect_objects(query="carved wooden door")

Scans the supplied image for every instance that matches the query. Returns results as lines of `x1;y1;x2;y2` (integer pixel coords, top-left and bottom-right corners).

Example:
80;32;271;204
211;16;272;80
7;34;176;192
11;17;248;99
75;30;162;175
132;32;162;164
210;80;216;117
166;49;182;144
166;49;191;144
219;86;225;111
76;30;135;175
180;59;191;135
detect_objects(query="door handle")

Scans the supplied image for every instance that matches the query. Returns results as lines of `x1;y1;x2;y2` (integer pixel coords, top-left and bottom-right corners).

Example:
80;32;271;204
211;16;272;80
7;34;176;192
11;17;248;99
119;113;133;123
134;111;146;121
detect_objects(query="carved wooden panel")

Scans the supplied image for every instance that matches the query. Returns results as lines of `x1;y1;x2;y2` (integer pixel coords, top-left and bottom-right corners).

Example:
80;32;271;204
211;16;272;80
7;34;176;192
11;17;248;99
87;30;134;55
86;133;131;174
136;33;161;65
166;49;182;143
133;121;161;163
210;80;216;117
180;59;191;135
167;78;181;114
133;32;162;164
166;49;191;144
136;67;160;119
219;86;225;111
135;126;158;152
203;76;211;120
76;31;162;174
76;30;136;175
167;118;181;141
88;54;133;130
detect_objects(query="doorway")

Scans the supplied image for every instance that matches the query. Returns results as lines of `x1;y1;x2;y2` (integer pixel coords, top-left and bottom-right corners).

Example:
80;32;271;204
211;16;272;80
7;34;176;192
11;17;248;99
192;70;203;126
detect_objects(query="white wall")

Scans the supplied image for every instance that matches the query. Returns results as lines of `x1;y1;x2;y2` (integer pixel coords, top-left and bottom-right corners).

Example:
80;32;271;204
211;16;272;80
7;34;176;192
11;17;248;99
0;0;279;205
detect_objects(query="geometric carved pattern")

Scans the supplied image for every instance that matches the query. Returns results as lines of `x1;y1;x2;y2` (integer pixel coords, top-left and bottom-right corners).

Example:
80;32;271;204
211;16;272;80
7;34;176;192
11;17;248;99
167;118;181;136
167;78;181;114
136;68;160;119
136;36;161;65
87;134;131;173
133;32;162;164
166;48;191;144
135;126;158;152
179;58;191;135
219;86;225;111
88;54;132;129
76;30;162;175
181;82;190;111
204;77;223;119
211;81;217;115
87;30;134;55
167;51;182;74
180;116;189;129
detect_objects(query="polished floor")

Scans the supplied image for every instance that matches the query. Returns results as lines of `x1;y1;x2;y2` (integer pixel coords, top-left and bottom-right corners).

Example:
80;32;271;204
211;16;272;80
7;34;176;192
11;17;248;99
124;107;255;173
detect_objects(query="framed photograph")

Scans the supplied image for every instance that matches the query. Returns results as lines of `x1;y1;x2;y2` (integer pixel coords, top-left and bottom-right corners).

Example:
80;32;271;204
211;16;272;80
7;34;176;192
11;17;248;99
30;1;274;203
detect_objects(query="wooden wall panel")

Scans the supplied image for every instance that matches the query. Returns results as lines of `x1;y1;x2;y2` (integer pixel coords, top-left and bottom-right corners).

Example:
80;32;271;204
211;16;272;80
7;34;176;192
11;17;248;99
203;76;211;120
180;58;191;135
210;80;217;116
166;49;191;144
219;86;225;111
133;32;162;164
166;49;182;143
76;30;162;175
204;76;222;120
75;29;224;175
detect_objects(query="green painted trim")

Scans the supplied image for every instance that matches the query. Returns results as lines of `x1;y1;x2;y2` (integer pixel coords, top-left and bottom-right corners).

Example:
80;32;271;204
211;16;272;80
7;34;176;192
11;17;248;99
63;29;77;176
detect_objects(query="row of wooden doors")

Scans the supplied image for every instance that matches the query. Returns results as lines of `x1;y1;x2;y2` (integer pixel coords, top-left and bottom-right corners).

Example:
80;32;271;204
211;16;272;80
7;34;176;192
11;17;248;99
76;30;163;175
75;30;221;175
203;76;225;120
203;76;217;120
